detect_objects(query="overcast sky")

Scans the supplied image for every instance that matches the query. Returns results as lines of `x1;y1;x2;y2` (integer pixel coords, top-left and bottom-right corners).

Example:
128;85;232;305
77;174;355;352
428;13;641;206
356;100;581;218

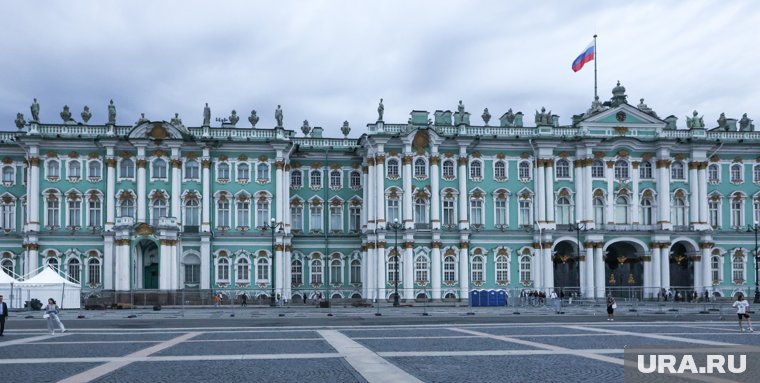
2;0;759;136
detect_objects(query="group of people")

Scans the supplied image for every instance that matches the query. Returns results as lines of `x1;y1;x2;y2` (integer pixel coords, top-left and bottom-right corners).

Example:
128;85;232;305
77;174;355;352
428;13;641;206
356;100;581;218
518;289;549;306
657;288;710;303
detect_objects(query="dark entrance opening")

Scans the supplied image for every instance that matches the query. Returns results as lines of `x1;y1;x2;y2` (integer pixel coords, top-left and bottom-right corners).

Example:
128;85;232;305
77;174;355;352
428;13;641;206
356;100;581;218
138;240;159;289
669;242;694;300
553;241;580;295
605;242;644;299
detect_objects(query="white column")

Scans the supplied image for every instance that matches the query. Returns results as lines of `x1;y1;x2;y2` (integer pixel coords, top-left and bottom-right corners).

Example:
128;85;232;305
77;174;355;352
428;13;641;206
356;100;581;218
200;155;210;232
632;161;641;223
585;244;594;298
661;244;671;290
115;239;131;291
105;157;116;230
159;240;170;290
698;163;708;224
136;152;147;223
583;159;594;228
533;244;543;291
574;159;584;224
28;155;41;232
594;244;605;298
366;241;376;301
275;242;284;298
459;240;470;300
458;154;469;230
367;161;375;231
361;165;368;230
361;243;369;299
275;158;284;224
375;153;386;227
283;164;291;233
579;246;587;297
652;245;662;295
702;245;712;294
431;237;442;301
545;161;555;224
543;245;553;292
402;154;413;229
376;239;386;299
200;236;210;289
430;154;440;230
103;235;114;289
605;161;614;224
403;238;413;300
689;162;699;225
283;242;292;300
693;253;702;295
536;161;546;223
171;241;180;289
657;158;672;229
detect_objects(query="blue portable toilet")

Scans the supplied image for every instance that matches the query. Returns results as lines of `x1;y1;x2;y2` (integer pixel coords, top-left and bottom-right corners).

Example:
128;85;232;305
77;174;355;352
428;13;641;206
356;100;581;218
497;290;507;306
469;290;480;306
479;290;489;307
488;290;498;306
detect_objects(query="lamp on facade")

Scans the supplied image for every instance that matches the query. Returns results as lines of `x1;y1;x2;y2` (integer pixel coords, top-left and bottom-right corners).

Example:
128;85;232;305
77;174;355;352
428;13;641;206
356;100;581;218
265;217;284;307
748;221;759;304
387;218;404;307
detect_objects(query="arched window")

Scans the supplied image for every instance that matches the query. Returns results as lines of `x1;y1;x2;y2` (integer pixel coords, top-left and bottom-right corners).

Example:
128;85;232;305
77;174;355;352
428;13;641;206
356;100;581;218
257;163;269;182
236;258;249;282
555;159;570;178
152;159;167;179
519;256;531;283
414;256;428;283
119;159;134;178
414;197;428;225
639;160;653;179
442;160;455;179
471;255;484;283
414;158;427;178
640;197;653;225
443;255;456;282
184;160;199;180
388;254;400;283
47;160;60;178
87;258;100;285
152;198;167;220
217;258;230;281
732;255;744;283
556;196;571;224
614;196;629;224
711;256;721;283
310;259;323;285
592;160;605;178
673;196;687;226
593;196;605;225
708;164;720;183
88;161;101;179
237;163;250;181
386;158;399;178
350;259;361;284
754;165;760;183
183;253;200;287
730;164;743;183
330;259;342;284
1;259;13;276
496;255;509;282
67;258;80;283
217;163;230;181
310;170;322;188
1;166;13;183
350;171;361;188
48;257;59;272
68;160;81;179
184;198;199;226
330;170;342;188
291;170;302;188
494;161;506;180
118;197;134;218
614;160;629;180
671;162;685;180
470;160;482;179
291;260;303;286
257;257;270;282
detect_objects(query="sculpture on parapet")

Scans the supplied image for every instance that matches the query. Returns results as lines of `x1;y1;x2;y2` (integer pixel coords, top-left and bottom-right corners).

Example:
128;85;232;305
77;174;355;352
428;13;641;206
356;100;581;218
482;108;491;125
202;103;211;126
457;100;465;114
301;120;311;136
171;113;183;126
275;105;283;127
248;110;259;128
377;98;384;121
341;121;351;137
228;110;239;126
717;112;727;130
586;96;606;116
686;110;704;129
30;98;40;122
15;113;25;129
739;113;755;131
535;107;552;125
136;113;149;125
636;98;657;117
107;100;116;124
81;106;91;123
60;105;73;122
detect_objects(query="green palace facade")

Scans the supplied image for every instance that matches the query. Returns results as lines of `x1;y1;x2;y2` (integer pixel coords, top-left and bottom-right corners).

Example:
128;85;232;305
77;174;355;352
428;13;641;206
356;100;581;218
1;83;759;301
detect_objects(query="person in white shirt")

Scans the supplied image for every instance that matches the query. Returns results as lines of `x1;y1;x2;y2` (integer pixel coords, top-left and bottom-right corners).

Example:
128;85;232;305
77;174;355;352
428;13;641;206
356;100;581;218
732;293;754;332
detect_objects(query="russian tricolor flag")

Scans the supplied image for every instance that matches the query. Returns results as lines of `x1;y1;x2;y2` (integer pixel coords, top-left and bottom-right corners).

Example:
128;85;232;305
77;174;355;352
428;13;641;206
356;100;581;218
572;40;595;72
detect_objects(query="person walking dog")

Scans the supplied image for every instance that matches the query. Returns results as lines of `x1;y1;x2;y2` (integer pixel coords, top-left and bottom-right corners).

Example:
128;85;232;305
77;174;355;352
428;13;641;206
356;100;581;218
44;298;65;335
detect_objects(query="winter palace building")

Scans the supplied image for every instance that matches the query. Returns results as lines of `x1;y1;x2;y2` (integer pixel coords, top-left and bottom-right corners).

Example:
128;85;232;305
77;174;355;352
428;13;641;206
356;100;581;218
2;83;759;302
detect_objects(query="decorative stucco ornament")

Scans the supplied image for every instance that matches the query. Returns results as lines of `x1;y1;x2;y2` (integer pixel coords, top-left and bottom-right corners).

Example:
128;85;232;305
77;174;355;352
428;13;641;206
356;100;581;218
248;110;259;128
481;108;491;126
81;106;92;123
15;113;25;129
170;113;183;126
228;110;239;126
60;105;73;122
301;120;311;136
341;121;351;137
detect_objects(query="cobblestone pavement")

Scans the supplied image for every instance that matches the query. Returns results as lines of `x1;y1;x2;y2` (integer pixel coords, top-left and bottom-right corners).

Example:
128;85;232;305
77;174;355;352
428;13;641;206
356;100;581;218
1;318;758;383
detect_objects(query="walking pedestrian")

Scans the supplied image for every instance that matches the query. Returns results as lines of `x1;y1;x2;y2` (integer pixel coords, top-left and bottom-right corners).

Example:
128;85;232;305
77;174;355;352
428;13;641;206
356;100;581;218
0;295;8;336
44;298;65;335
606;294;616;321
213;294;220;308
240;293;247;307
733;293;754;332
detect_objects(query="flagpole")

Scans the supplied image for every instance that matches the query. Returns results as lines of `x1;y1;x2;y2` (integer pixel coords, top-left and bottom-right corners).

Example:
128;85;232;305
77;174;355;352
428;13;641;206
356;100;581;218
593;34;598;100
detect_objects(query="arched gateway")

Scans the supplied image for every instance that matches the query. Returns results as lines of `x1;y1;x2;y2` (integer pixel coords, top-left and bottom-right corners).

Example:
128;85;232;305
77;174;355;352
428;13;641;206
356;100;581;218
604;241;645;299
136;239;159;289
553;240;580;295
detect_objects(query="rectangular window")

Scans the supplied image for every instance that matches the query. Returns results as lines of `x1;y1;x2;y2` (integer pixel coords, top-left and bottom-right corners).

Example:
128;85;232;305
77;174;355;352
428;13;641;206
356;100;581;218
256;200;269;228
185;264;200;285
217;200;230;228
730;200;742;228
88;198;102;227
237;201;250;227
387;199;400;224
350;261;361;284
311;261;322;285
442;199;455;226
495;198;507;226
291;205;303;231
310;205;322;231
88;261;100;285
709;201;720;228
349;206;361;231
291;262;303;285
47;199;60;227
470;199;482;225
330;205;342;231
519;200;531;226
1;203;14;231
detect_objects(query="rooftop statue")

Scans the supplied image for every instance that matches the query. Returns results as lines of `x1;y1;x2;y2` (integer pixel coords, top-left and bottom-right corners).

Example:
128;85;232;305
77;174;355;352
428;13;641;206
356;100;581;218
636;98;657;117
377;98;384;121
341;120;351;137
248;110;259;128
457;100;465;114
81;106;91;123
301;120;311;136
202;103;211;126
15;113;25;129
60;105;73;122
586;96;606;115
505;108;515;124
739;113;755;132
481;108;491;126
275;105;283;127
686;110;704;129
107;100;116;124
171;113;183;126
228;110;239;126
30;98;40;122
535;107;552;125
717;112;728;130
136;113;149;125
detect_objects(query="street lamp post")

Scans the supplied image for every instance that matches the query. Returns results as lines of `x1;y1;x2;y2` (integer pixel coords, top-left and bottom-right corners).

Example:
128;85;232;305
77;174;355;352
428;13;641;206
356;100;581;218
265;217;284;307
387;218;403;307
568;220;587;298
749;221;759;304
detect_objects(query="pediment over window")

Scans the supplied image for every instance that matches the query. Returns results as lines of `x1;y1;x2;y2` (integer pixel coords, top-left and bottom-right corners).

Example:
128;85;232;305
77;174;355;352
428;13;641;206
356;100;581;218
128;121;189;140
579;104;666;128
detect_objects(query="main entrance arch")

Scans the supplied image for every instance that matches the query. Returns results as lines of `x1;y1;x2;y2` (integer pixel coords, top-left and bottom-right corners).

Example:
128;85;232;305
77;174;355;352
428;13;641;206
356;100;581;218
669;241;696;298
605;241;644;299
136;239;159;289
553;240;580;294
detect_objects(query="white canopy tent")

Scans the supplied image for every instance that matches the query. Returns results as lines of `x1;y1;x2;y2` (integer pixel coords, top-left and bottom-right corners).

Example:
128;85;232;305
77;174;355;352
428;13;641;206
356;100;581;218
16;267;81;309
0;269;20;308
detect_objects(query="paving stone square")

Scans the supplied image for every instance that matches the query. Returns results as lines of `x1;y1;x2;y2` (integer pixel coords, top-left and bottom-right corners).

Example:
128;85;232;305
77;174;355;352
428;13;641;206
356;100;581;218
351;336;541;352
154;338;337;356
